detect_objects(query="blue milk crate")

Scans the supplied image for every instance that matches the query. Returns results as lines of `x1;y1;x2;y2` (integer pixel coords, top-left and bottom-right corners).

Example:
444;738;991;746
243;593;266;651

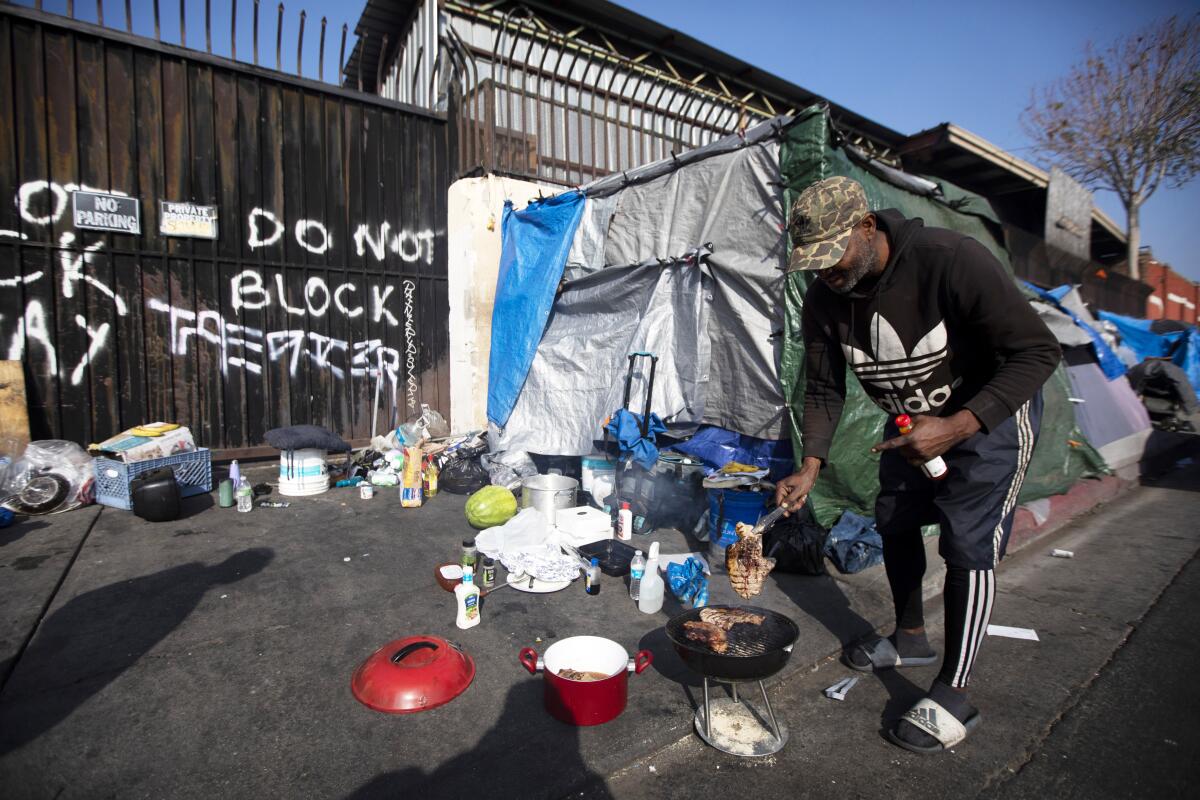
93;448;213;510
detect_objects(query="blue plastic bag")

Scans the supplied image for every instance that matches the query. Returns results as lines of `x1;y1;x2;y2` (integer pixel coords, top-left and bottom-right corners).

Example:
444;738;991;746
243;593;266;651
667;557;709;608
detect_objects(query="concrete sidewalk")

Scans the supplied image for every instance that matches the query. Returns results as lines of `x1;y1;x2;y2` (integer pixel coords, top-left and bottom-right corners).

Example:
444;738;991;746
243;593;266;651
0;442;1193;799
597;458;1200;800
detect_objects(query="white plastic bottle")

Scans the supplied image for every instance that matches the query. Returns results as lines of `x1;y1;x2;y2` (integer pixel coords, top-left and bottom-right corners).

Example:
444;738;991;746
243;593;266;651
229;459;240;484
638;542;664;614
618;502;633;541
896;415;949;480
629;550;645;602
455;570;482;629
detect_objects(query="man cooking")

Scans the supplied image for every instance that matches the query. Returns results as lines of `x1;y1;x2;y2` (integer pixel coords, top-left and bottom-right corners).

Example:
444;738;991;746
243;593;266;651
774;176;1060;754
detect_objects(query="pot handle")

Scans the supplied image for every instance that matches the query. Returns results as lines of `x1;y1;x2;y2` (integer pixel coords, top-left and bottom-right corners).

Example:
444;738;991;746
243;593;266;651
628;650;654;675
519;647;541;675
391;641;438;663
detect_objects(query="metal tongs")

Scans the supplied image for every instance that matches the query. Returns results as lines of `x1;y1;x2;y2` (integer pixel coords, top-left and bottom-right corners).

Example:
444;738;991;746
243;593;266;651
751;503;790;536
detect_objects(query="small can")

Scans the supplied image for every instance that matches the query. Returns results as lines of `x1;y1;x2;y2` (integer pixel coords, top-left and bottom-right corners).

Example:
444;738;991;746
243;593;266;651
461;538;477;572
360;483;375;500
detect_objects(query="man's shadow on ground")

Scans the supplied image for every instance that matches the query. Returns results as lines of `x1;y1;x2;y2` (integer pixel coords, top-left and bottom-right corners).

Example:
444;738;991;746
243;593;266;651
343;679;614;800
774;570;927;730
0;547;274;756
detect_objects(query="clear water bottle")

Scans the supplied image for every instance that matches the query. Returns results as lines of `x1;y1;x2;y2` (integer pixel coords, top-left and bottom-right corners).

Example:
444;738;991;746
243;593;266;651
629;550;645;602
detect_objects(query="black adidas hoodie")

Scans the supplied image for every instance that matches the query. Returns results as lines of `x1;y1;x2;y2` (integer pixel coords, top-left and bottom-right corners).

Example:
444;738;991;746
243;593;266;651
799;209;1060;463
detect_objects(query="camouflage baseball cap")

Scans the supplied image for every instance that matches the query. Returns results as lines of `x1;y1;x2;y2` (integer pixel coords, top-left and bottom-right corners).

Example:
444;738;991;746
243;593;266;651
787;176;869;272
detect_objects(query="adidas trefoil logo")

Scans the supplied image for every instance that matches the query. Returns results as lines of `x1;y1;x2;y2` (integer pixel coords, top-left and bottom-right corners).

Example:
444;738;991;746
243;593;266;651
841;313;958;415
842;313;948;390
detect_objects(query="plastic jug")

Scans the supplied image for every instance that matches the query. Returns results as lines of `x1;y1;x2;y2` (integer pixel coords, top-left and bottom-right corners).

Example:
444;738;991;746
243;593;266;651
638;542;664;614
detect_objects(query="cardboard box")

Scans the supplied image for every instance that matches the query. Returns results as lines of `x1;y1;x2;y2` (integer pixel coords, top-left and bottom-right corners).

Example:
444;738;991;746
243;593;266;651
93;424;196;464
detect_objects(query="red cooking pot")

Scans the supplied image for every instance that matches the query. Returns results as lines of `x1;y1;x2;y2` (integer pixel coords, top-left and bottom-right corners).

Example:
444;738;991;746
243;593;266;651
519;636;653;726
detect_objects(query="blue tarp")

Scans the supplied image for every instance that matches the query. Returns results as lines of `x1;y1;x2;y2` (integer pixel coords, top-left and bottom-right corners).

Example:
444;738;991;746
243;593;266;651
1025;283;1125;380
487;192;587;428
605;408;667;470
1098;311;1200;394
668;425;796;480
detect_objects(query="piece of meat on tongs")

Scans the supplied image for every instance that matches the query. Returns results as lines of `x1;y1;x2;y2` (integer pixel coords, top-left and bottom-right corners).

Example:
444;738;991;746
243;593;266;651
683;620;729;653
726;522;776;599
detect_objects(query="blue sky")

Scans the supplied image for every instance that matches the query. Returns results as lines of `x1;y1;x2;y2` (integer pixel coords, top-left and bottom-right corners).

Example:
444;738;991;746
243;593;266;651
25;0;1200;280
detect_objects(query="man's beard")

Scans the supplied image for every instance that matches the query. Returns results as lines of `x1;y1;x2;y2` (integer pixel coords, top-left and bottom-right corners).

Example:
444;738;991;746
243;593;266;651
826;234;878;295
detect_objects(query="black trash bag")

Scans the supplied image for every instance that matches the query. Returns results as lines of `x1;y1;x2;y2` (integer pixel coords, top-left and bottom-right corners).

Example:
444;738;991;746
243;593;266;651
763;510;828;576
440;457;489;495
264;424;351;452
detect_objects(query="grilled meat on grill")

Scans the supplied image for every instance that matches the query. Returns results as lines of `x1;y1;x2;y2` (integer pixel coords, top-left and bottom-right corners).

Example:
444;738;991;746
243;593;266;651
683;620;729;653
699;607;765;630
726;522;776;599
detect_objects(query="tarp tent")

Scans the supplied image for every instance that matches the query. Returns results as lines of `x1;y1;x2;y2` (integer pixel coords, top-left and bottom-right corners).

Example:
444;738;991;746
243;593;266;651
1099;311;1200;397
490;118;789;454
487;106;1107;529
1025;285;1151;472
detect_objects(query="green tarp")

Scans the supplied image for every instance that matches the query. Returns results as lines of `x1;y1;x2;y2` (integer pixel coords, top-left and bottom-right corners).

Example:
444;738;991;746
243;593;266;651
779;107;1107;528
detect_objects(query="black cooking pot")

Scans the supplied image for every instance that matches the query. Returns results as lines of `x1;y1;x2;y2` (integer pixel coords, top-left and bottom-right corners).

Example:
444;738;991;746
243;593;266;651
664;605;799;682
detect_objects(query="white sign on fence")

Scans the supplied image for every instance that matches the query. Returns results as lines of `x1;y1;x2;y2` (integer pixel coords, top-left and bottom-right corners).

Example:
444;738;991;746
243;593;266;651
72;190;141;234
159;200;218;239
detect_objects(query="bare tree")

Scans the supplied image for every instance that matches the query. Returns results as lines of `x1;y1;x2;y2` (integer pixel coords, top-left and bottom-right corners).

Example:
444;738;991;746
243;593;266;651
1022;15;1200;281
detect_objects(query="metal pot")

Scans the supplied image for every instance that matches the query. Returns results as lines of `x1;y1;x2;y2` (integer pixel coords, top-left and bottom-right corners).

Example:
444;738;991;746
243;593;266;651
664;605;799;682
520;474;578;526
519;636;652;726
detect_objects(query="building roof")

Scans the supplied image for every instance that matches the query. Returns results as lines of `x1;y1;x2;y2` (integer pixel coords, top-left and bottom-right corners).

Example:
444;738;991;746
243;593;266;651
899;122;1127;263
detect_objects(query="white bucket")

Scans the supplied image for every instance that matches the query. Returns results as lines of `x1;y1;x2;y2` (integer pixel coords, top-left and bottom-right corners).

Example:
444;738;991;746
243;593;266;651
278;448;330;496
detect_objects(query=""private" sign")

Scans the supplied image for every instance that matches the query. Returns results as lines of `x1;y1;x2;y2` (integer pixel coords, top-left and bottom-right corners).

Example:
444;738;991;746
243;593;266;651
159;200;218;239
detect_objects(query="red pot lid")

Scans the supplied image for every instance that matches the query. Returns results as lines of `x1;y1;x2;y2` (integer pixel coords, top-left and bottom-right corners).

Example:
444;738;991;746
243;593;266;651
351;636;476;714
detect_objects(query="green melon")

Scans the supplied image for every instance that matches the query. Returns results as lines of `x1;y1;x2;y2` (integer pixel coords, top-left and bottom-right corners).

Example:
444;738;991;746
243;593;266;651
465;485;518;529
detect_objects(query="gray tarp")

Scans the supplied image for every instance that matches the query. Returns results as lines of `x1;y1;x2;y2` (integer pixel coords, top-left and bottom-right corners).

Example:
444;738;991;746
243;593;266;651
568;137;788;440
491;251;711;455
1032;299;1094;347
494;130;789;455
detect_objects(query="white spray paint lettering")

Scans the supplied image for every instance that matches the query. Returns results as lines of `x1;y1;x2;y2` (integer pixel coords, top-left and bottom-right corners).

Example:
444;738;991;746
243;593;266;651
402;279;419;414
5;180;440;402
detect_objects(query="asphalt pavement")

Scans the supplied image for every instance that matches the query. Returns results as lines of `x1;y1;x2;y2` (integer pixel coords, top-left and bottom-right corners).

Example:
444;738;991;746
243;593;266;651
0;454;1196;799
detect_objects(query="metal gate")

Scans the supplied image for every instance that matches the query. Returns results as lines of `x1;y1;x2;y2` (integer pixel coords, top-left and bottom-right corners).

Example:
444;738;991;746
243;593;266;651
0;4;452;455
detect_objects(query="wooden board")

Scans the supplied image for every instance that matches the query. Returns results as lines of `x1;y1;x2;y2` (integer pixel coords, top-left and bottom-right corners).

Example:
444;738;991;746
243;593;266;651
0;360;31;457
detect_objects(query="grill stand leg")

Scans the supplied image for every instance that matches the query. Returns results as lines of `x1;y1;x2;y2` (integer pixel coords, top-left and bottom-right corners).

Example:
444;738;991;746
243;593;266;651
759;680;782;743
731;682;738;703
703;676;712;740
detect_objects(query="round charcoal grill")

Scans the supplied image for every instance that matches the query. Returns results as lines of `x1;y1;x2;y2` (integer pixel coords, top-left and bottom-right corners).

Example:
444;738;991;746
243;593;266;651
665;605;799;757
665;605;798;681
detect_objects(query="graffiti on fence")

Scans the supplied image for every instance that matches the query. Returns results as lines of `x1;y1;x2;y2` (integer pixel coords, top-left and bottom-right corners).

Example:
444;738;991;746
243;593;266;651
2;180;436;407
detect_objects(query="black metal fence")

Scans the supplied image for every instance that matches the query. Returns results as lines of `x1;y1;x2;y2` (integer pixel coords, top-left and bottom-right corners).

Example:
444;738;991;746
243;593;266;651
1005;225;1150;318
0;4;452;455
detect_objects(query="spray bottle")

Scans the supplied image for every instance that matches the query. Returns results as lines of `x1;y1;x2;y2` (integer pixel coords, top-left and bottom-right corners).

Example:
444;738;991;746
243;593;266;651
638;542;664;614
